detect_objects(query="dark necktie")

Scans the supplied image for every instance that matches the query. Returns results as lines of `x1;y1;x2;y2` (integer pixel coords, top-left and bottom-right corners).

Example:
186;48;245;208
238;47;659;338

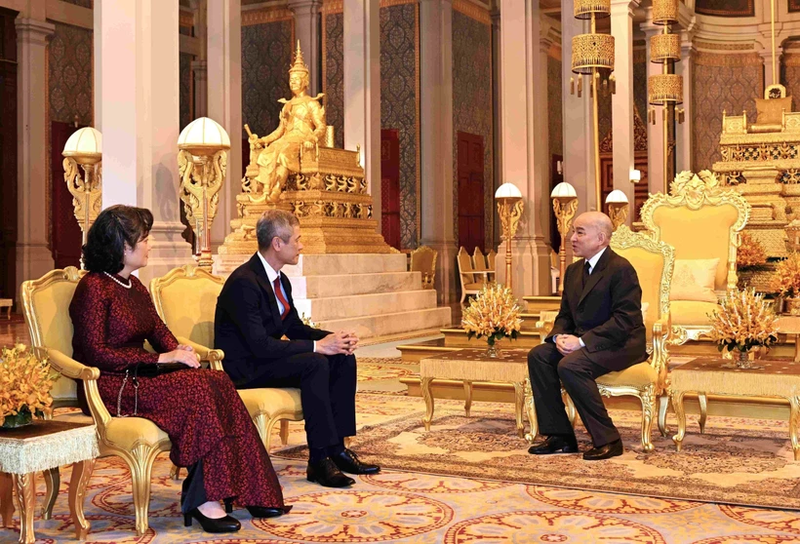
582;260;591;289
273;275;290;320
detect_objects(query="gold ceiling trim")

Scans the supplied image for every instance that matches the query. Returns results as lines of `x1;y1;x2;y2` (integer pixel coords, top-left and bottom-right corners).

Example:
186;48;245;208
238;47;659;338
694;40;754;52
322;0;344;14
242;7;294;26
453;0;491;25
694;51;762;67
179;11;194;28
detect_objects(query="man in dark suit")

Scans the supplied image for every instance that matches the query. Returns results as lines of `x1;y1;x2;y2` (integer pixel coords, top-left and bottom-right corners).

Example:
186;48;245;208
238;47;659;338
528;211;647;460
215;209;380;487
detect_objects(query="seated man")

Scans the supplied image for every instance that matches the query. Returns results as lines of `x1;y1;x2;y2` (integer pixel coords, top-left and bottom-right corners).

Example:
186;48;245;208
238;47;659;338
527;211;647;460
214;209;380;487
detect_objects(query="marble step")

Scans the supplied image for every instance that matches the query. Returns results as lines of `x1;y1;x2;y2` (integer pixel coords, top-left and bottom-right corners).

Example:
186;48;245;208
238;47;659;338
282;253;408;276
295;289;438;321
289;271;422;298
317;307;452;339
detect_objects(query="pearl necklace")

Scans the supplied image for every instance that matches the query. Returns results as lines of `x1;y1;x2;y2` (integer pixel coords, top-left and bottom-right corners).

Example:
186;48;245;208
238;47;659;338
104;272;132;289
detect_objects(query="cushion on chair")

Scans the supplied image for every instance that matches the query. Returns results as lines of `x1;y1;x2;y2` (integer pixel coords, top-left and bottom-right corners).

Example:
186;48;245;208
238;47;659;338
596;361;657;388
748;123;784;133
755;97;792;125
670;300;720;326
237;388;303;419
103;417;171;450
464;282;484;290
670;258;719;303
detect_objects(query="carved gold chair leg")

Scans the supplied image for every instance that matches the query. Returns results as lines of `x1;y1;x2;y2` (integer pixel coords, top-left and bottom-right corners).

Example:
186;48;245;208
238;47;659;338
254;413;270;450
170;464;182;481
698;393;708;434
280;420;290;445
42;467;60;519
561;389;577;427
122;443;166;537
639;385;656;453
657;394;670;437
68;459;94;540
463;380;473;417
525;392;540;443
421;377;435;431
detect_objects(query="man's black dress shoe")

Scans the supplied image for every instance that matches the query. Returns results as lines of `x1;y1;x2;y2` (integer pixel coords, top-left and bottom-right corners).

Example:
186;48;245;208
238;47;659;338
246;506;285;518
332;448;381;475
582;439;623;460
183;508;241;533
307;457;356;487
528;435;579;455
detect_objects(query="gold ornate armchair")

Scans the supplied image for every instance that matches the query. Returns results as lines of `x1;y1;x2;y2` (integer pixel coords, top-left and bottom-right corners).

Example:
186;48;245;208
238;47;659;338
22;267;170;536
532;226;674;452
410;245;437;289
150;265;303;452
457;247;484;304
640;170;750;345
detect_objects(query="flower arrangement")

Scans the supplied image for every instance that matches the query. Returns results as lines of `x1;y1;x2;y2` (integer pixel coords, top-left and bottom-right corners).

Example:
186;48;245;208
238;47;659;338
737;232;768;270
771;252;800;298
708;288;778;362
461;283;523;356
0;344;59;428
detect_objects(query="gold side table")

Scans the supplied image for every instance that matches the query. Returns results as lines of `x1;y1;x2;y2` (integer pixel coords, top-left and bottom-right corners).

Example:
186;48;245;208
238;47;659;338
671;357;800;460
0;420;98;543
420;348;534;439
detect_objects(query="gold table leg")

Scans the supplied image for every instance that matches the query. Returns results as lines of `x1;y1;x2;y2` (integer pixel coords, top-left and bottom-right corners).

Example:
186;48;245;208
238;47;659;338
69;459;94;540
672;391;687;451
789;396;800;461
421;377;434;431
0;472;13;528
794;334;800;363
42;467;59;519
12;472;35;544
512;381;524;438
698;393;708;434
463;380;473;418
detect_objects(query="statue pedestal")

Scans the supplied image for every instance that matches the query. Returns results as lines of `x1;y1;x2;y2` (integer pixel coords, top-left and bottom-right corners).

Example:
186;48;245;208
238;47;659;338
213;253;452;339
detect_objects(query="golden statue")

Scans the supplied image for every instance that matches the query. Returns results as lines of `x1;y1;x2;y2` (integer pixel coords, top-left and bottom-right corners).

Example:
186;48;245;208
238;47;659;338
247;41;326;203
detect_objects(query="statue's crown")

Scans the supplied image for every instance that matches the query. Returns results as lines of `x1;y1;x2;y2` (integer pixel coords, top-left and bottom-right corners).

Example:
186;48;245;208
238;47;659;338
289;40;309;75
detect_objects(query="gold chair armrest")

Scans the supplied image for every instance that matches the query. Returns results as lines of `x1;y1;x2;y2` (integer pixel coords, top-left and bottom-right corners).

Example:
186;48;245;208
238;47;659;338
45;348;112;428
176;336;225;371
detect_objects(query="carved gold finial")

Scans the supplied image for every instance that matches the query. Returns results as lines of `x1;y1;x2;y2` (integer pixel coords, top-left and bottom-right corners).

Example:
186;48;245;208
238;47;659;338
289;40;309;76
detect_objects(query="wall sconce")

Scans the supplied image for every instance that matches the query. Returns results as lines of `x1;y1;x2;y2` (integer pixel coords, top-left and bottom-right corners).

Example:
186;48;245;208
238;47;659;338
495;182;524;289
605;189;629;231
630;169;641;184
62;127;103;268
177;117;231;270
550;181;578;295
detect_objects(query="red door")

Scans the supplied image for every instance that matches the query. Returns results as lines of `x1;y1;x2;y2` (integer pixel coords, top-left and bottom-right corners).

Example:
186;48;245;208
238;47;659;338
51;122;85;269
457;131;484;253
381;129;401;249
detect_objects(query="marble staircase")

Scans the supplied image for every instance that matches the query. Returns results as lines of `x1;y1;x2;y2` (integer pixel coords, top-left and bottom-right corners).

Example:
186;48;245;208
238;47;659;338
214;253;452;339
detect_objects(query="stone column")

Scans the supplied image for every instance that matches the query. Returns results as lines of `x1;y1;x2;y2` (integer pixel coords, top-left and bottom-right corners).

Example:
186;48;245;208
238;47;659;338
343;0;381;229
206;0;242;252
675;33;694;173
95;0;193;285
289;0;322;96
419;0;456;303
641;12;665;194
561;0;596;213
16;18;55;288
610;0;638;221
495;0;551;297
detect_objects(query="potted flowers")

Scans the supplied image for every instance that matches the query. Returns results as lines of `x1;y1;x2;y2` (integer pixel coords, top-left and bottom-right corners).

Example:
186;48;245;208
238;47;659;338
0;344;59;428
461;283;523;358
708;287;778;369
771;252;800;315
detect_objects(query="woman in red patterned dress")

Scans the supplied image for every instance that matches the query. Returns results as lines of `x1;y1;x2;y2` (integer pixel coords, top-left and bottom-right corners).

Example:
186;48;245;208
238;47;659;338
69;205;290;534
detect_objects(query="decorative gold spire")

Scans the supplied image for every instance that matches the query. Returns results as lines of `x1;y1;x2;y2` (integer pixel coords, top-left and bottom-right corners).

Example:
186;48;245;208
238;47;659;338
289;40;309;75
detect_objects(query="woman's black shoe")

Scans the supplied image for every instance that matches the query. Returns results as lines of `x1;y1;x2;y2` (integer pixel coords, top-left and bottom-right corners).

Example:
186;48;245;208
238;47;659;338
246;506;285;518
183;508;241;533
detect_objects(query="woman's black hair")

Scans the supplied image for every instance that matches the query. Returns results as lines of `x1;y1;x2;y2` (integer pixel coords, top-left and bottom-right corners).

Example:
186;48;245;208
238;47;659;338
82;205;154;274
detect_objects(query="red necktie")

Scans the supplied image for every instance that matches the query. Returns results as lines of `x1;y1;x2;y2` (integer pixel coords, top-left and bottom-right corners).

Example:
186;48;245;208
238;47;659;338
273;276;290;320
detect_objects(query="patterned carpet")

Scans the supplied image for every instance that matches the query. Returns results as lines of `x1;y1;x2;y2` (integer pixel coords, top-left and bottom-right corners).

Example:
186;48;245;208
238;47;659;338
2;356;800;542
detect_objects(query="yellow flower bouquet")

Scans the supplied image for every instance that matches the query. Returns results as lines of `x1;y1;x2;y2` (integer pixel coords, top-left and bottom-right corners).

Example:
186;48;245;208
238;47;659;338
708;288;778;369
736;232;767;270
461;283;523;357
0;344;59;428
772;252;800;298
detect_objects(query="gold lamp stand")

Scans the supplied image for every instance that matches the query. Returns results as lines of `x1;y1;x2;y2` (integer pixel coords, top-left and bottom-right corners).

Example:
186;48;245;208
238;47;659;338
605;189;629;231
62;127;103;268
177;117;231;270
550;182;579;295
495;183;524;289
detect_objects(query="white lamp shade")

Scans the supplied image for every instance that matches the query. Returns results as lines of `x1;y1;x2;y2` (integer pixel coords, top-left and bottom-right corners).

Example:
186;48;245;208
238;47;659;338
495;182;522;199
178;117;231;149
550;181;577;198
605;189;629;204
63;127;102;156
